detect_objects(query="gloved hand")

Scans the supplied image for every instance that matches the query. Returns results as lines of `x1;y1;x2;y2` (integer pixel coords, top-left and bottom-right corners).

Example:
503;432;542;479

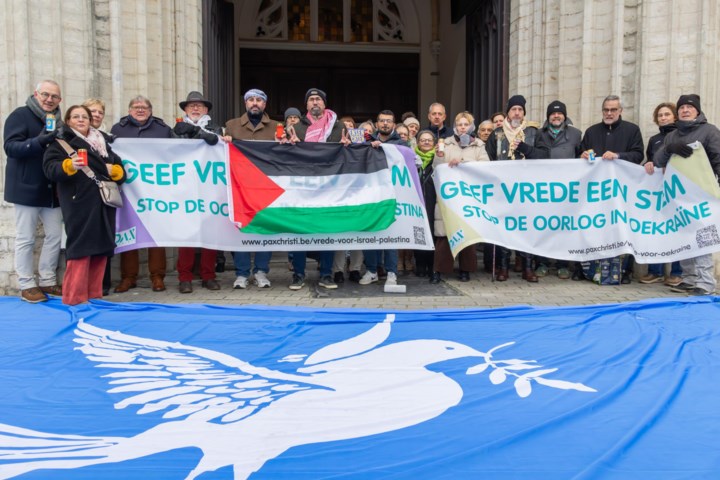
37;130;58;148
666;142;693;158
173;122;200;137
199;130;219;146
515;141;531;156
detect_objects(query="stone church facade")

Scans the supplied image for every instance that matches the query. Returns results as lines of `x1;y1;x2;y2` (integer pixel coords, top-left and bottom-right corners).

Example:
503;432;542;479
0;0;717;292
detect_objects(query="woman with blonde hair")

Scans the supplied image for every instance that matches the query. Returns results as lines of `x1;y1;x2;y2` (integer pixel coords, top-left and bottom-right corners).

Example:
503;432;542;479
431;111;489;283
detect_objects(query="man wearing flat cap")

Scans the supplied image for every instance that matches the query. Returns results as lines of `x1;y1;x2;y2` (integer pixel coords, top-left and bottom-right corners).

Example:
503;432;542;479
654;94;720;296
173;91;227;294
288;88;344;142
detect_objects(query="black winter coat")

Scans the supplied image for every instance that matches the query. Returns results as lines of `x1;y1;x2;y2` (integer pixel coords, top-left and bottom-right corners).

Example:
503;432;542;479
645;124;677;165
580;117;644;164
43;128;127;260
110;116;172;139
3;105;59;207
485;126;548;160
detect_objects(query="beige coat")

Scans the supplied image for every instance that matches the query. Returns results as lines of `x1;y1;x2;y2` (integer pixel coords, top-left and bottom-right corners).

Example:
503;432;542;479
433;136;489;237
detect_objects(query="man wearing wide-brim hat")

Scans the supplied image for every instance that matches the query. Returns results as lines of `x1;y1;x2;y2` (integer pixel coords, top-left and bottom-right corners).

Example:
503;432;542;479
173;91;229;145
174;91;227;294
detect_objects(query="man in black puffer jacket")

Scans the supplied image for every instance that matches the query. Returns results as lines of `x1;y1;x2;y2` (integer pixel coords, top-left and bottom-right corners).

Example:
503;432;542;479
654;94;720;296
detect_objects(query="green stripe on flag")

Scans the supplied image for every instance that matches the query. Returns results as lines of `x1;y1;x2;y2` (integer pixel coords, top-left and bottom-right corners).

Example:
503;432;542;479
240;199;397;234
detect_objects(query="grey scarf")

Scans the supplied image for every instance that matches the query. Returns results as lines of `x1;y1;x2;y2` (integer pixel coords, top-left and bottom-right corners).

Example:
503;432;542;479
25;95;63;128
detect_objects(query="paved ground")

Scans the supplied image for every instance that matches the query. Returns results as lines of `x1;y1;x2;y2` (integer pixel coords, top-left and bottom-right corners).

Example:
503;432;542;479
106;255;684;310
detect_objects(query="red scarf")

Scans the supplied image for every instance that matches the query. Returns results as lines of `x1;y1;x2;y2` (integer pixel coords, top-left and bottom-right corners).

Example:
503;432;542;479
304;109;338;142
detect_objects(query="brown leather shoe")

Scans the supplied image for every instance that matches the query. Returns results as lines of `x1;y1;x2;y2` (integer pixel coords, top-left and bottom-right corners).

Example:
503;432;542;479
178;281;193;294
21;287;48;303
201;279;221;290
522;268;539;283
40;285;63;296
114;279;137;293
495;269;508;282
151;278;166;292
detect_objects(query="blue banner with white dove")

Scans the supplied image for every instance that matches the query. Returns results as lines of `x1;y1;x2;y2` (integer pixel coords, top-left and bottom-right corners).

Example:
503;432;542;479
0;297;719;479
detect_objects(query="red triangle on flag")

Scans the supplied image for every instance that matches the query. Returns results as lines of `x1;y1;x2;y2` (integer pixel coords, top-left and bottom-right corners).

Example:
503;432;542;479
228;143;285;227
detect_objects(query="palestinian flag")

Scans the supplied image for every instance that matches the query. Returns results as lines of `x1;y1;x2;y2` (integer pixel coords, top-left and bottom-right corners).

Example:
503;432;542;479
228;141;397;234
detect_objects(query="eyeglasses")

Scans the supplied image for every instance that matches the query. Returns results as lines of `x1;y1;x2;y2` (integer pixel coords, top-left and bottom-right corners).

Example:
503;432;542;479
38;92;61;101
69;115;90;120
418;138;434;143
377;119;394;124
131;105;150;111
602;108;620;113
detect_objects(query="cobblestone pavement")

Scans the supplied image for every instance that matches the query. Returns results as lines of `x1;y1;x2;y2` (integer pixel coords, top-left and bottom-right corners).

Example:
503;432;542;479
105;256;684;310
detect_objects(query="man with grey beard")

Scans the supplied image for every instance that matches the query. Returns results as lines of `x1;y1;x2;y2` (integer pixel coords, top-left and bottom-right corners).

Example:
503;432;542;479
484;95;549;283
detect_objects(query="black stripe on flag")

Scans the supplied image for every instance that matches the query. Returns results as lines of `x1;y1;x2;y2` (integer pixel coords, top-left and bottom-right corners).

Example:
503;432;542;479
232;141;390;177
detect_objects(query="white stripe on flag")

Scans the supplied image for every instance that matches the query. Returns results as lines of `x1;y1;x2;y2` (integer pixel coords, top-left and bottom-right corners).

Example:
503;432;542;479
269;171;393;208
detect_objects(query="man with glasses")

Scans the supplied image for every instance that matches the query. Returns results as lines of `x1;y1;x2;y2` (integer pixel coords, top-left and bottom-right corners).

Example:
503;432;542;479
111;95;172;293
580;95;644;284
359;110;405;289
3;80;64;303
173;91;228;294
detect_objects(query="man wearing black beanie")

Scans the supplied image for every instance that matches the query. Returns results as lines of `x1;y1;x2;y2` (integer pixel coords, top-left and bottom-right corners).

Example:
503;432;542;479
535;100;582;159
653;93;720;296
485;95;549;283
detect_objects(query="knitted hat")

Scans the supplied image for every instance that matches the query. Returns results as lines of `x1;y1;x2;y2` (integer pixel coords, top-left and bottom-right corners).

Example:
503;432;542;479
305;88;327;104
403;117;420;128
179;91;212;111
243;88;267;102
546;100;567;119
506;95;526;114
677;94;701;115
284;107;301;121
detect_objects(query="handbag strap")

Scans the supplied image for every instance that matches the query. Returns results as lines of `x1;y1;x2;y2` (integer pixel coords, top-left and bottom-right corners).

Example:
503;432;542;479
56;138;101;184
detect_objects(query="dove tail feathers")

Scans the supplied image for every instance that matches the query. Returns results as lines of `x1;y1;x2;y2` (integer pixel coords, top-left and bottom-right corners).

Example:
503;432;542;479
0;422;122;478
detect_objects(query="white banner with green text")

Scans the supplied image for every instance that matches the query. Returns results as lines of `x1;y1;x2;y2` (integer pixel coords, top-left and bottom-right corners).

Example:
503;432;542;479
434;145;720;262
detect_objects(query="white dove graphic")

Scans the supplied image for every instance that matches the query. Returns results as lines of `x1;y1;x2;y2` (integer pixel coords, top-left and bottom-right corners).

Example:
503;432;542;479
0;313;595;479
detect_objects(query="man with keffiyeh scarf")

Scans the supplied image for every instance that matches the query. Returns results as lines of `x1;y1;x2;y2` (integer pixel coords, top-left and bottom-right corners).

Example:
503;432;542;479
3;80;65;303
485;95;549;283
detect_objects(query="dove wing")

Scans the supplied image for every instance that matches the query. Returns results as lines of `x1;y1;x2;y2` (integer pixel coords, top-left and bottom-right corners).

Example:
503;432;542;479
73;320;324;424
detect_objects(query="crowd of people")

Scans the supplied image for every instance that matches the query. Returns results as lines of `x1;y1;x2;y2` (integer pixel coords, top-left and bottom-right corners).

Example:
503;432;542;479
4;79;720;305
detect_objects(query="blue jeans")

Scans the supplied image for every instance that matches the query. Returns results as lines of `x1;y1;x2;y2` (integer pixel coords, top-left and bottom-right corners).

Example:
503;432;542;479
647;261;682;277
231;251;271;277
363;249;398;275
292;251;333;277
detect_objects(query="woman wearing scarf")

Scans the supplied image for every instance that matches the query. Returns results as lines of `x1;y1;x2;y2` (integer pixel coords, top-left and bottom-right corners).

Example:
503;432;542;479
413;130;438;278
430;112;489;283
43;105;127;305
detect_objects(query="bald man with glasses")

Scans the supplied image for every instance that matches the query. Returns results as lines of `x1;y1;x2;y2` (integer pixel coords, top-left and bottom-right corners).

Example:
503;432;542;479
3;80;65;303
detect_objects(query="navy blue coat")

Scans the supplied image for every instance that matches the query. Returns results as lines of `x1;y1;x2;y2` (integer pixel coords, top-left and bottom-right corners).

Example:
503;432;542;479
110;116;172;138
3;105;59;207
